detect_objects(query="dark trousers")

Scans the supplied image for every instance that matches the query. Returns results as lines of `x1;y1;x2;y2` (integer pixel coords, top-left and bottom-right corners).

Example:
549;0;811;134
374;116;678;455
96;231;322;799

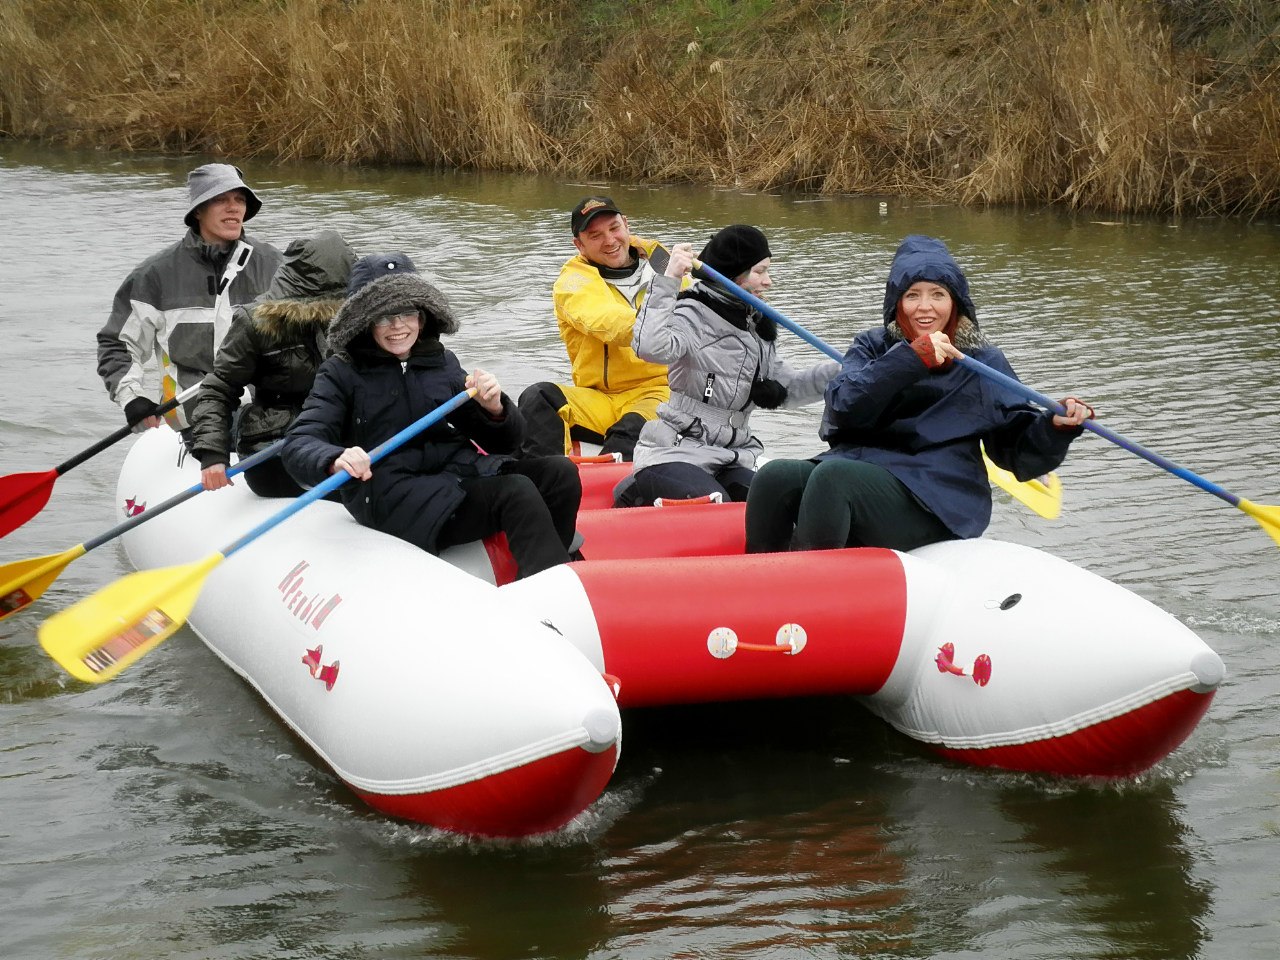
517;382;573;458
744;458;954;553
516;381;647;461
243;456;306;498
615;460;755;507
436;457;582;579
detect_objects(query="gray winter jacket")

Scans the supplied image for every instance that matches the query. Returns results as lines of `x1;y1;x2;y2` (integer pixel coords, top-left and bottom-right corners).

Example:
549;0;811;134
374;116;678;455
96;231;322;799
624;274;837;477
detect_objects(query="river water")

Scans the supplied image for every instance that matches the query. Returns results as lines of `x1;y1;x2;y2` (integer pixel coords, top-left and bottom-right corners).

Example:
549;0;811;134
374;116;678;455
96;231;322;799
2;142;1278;960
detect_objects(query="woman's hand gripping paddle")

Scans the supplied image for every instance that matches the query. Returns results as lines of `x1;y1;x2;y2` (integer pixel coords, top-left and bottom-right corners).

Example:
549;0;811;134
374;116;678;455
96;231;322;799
0;441;284;623
0;383;202;540
38;388;477;683
951;353;1280;546
693;260;1064;520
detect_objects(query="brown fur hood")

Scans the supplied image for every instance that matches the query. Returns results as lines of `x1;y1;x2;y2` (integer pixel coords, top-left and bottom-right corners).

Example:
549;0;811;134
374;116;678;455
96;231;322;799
250;295;346;341
248;229;355;341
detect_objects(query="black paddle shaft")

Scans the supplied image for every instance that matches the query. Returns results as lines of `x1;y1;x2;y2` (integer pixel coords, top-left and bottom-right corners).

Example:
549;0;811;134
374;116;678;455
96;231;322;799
54;393;184;476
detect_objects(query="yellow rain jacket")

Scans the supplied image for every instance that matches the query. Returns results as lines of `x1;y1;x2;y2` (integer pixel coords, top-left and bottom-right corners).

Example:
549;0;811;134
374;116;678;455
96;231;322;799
552;236;670;394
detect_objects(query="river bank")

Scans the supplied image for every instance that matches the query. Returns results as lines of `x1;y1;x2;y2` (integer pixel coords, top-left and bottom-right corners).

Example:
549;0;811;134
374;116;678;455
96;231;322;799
1;0;1277;216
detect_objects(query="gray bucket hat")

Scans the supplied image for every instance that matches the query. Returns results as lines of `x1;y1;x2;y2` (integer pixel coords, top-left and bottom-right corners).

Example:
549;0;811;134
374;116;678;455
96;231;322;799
183;163;263;229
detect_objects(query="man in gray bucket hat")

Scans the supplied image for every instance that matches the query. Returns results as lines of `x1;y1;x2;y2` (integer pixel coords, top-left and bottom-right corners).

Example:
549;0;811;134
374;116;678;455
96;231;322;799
97;163;283;433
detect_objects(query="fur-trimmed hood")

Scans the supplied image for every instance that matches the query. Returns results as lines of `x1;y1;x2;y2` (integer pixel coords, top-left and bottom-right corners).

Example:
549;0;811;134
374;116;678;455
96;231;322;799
250;296;347;340
327;273;460;362
250;229;355;340
885;314;986;352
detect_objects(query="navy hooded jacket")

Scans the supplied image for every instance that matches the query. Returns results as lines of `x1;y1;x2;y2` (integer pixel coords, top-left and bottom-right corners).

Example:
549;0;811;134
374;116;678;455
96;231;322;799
817;235;1080;539
283;273;523;553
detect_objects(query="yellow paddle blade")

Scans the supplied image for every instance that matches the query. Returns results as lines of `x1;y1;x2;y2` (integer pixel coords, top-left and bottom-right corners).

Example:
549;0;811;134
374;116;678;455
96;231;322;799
0;545;86;621
1237;499;1280;548
39;553;224;684
983;449;1062;521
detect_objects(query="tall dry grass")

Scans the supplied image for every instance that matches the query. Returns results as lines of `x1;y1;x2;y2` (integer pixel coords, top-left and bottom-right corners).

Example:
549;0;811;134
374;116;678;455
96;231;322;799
1;0;1276;216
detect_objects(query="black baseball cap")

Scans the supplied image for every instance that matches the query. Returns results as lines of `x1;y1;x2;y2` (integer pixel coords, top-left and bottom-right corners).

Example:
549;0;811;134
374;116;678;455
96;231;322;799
570;196;623;236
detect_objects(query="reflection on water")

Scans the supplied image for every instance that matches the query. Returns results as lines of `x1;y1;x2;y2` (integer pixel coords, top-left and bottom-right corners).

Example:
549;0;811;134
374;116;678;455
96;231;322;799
2;140;1279;958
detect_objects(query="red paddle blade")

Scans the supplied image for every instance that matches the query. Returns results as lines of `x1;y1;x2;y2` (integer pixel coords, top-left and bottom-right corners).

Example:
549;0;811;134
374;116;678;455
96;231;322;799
0;469;58;539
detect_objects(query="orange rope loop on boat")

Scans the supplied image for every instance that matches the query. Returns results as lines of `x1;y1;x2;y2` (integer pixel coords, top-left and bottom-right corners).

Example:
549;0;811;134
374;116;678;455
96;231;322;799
935;642;992;686
707;623;807;659
653;492;724;507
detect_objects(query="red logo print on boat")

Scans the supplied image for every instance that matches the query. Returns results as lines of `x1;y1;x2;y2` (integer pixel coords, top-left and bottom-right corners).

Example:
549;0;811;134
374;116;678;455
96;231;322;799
278;560;343;630
123;496;146;517
301;644;340;691
936;642;992;686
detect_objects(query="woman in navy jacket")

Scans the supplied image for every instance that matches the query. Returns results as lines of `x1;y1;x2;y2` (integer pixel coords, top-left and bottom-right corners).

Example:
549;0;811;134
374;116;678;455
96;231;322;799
283;266;580;578
745;234;1093;553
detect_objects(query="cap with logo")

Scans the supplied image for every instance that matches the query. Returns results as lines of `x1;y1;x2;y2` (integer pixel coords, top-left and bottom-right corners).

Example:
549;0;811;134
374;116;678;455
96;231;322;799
570;195;623;236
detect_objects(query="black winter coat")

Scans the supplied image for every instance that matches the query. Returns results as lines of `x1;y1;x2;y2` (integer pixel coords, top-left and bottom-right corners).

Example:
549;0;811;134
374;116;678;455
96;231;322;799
189;230;355;468
282;337;524;552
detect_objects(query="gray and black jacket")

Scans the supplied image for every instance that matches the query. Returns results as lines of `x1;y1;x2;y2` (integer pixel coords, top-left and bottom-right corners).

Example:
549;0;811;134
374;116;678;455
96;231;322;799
96;228;282;427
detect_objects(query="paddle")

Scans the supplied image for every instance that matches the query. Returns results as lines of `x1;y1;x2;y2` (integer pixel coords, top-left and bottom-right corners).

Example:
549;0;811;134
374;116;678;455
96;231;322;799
39;388;478;683
951;353;1280;547
692;260;1063;520
0;382;203;540
0;440;284;623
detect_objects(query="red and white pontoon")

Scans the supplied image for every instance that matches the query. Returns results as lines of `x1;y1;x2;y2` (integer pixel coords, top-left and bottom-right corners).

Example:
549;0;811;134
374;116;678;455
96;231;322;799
115;430;1223;838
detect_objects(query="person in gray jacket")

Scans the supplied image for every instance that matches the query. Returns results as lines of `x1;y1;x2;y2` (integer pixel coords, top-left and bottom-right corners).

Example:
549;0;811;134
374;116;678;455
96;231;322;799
613;225;838;507
189;230;357;497
96;163;282;433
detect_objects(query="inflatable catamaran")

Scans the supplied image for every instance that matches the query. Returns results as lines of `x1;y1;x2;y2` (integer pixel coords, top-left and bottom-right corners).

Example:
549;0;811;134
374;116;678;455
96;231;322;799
109;427;1223;836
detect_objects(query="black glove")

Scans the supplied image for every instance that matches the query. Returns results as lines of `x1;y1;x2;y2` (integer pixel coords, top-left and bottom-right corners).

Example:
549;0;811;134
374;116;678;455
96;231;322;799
748;377;788;409
124;396;161;426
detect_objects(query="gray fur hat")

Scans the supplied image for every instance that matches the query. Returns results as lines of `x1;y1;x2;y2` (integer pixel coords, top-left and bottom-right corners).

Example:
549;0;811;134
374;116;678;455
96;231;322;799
327;273;459;361
184;163;263;228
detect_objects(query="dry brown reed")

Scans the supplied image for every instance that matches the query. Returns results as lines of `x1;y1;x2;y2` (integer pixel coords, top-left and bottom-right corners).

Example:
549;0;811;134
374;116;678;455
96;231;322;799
1;0;1277;216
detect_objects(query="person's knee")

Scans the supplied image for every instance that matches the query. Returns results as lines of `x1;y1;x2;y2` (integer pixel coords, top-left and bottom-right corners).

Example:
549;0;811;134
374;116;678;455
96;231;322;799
752;458;810;499
542;456;582;500
600;411;647;460
517;383;571;457
803;459;846;495
518;381;562;410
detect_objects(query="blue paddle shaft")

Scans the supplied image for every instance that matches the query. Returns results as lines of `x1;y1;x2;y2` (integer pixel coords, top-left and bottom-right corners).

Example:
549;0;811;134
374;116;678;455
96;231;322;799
223;389;476;559
694;261;843;362
951;355;1242;507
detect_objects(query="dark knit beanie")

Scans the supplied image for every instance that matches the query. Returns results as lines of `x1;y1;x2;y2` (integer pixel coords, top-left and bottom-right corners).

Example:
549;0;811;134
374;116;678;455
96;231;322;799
698;225;771;282
346;252;418;297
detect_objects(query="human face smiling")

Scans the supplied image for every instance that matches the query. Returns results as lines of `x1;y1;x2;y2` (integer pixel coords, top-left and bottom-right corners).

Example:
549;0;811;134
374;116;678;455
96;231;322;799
573;213;634;269
194;189;249;245
739;258;773;297
899;281;954;336
372;312;421;359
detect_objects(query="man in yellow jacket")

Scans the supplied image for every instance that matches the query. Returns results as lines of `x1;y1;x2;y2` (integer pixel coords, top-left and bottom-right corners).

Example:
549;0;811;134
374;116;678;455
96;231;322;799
518;196;671;460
